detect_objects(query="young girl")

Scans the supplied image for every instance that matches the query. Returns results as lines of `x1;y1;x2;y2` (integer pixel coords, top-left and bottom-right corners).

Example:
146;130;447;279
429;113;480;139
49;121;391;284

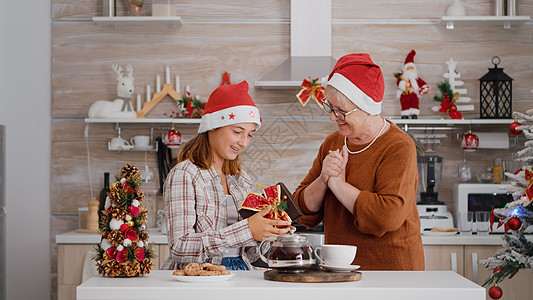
162;81;291;270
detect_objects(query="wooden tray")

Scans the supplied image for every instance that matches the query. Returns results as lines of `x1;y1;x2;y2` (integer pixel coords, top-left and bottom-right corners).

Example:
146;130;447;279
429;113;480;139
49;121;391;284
264;269;362;283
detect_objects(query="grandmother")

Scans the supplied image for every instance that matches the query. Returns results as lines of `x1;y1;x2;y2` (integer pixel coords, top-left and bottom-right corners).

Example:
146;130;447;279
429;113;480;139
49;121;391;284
293;53;424;270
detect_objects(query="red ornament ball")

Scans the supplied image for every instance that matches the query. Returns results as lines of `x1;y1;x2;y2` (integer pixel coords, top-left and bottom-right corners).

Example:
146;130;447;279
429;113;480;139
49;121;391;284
461;131;479;152
489;285;503;299
509;121;522;135
508;217;522;231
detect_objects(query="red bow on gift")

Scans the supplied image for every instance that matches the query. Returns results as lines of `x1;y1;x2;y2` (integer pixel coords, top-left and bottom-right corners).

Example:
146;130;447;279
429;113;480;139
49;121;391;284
296;77;325;107
439;92;462;119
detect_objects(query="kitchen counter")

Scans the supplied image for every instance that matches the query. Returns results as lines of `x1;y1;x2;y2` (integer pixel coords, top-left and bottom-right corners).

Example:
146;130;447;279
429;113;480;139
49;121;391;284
77;270;484;300
56;230;533;246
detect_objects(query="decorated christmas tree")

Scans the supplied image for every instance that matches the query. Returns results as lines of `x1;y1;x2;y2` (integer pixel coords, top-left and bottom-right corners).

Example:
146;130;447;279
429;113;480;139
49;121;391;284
93;163;156;277
479;109;533;299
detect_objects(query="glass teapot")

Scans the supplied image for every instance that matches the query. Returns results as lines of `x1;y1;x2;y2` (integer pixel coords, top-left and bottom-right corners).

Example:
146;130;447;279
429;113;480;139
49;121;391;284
259;229;315;273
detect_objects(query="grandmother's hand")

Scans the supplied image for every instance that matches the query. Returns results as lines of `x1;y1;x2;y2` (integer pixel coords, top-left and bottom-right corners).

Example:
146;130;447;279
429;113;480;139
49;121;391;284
248;206;292;241
320;148;344;184
327;145;349;190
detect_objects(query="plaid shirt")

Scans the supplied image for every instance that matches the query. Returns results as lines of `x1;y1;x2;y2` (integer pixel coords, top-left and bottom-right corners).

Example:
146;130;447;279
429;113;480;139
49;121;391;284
161;159;260;270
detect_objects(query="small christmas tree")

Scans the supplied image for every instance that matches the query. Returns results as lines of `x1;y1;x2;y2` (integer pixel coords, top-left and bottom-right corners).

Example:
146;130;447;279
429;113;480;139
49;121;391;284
479;109;533;299
93;163;156;277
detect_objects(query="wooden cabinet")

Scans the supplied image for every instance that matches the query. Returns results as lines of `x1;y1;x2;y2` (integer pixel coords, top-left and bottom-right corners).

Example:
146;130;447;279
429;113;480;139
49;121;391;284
423;245;464;276
425;245;533;300
58;244;165;300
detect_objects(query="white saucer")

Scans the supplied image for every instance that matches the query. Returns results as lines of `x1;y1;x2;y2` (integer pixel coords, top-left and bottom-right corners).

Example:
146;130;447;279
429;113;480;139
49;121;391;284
319;264;361;272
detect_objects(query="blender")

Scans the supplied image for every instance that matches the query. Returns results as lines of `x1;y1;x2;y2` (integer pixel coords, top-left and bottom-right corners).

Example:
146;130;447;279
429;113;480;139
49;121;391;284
416;156;454;232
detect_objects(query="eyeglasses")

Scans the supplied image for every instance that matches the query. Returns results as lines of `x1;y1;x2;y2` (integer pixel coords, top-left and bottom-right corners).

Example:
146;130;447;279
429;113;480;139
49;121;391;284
322;100;359;121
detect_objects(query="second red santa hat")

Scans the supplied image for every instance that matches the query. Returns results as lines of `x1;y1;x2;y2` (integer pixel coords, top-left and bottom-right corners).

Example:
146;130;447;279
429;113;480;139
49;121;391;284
327;53;384;115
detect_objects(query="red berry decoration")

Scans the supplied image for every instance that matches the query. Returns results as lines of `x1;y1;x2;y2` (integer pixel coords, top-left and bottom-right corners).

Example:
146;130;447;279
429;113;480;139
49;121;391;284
488;285;503;299
507;217;522;231
509;121;522;135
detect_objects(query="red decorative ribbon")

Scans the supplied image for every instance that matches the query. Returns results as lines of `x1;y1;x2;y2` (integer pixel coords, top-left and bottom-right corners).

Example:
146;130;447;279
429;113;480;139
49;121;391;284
525;168;533;201
296;77;325;107
439;92;462;119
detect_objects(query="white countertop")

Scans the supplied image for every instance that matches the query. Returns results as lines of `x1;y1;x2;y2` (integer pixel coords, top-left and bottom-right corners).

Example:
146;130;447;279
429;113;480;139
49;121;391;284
56;230;533;246
77;270;484;300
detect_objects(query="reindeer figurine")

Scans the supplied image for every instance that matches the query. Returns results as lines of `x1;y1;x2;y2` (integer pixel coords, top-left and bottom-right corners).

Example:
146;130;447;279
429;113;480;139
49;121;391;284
88;64;137;118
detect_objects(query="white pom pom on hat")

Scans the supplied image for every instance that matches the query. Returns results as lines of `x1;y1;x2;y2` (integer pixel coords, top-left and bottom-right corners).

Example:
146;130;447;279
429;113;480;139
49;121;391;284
327;53;385;115
198;81;261;133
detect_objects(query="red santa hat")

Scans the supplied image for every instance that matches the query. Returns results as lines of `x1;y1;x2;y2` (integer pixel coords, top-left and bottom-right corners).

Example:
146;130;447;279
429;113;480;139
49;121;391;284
326;53;384;115
403;50;416;70
198;81;261;133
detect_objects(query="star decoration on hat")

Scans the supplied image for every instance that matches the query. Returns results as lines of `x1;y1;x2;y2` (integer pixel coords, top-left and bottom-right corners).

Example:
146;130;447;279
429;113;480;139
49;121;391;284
229;113;235;120
249;111;255;118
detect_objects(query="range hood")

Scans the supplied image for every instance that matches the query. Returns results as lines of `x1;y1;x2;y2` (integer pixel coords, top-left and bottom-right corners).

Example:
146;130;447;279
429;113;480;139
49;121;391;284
254;0;336;89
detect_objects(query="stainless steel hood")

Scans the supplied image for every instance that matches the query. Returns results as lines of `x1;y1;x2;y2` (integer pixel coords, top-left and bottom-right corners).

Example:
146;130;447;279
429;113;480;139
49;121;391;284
254;0;336;89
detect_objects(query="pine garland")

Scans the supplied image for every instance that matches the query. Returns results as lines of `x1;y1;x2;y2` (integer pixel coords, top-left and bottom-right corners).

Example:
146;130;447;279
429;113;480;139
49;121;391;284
479;109;533;286
433;80;453;103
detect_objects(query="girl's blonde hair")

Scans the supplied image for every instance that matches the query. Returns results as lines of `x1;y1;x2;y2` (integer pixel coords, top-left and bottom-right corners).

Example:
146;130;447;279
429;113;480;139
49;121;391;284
177;131;242;175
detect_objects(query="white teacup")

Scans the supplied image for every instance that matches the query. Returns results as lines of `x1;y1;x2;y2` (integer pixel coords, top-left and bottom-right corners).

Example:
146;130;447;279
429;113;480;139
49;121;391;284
130;135;150;148
109;137;130;150
314;244;357;266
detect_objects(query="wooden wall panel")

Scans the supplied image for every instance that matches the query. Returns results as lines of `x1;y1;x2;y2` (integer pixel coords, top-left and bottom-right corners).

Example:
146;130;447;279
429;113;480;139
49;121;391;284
52;22;289;117
52;0;289;20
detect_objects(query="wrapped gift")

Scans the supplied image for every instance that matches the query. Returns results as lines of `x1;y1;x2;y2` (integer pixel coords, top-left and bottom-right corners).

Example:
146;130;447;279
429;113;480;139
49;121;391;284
238;182;302;222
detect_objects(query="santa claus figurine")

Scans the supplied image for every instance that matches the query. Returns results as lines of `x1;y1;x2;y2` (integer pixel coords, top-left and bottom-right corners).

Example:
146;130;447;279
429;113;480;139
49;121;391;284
396;50;430;119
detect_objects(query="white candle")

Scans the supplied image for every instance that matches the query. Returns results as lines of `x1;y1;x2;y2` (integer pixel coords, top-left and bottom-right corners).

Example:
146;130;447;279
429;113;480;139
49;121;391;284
146;85;151;102
186;85;190;97
165;66;170;84
156;75;161;92
136;94;142;111
175;75;180;92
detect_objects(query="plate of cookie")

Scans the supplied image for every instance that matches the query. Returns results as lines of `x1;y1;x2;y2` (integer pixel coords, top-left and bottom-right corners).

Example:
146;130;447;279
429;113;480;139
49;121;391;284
171;262;234;283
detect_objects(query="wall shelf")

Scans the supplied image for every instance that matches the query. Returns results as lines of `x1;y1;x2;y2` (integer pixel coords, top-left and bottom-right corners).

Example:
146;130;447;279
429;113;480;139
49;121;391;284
92;16;183;28
387;118;513;132
85;118;201;124
439;15;530;29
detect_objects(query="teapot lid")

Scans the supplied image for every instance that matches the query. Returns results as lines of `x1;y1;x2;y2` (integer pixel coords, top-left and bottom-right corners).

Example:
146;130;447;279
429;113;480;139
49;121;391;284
277;229;309;247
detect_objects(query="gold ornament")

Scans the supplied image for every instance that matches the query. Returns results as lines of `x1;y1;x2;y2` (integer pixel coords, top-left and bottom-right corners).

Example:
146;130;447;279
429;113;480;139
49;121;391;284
126;220;134;227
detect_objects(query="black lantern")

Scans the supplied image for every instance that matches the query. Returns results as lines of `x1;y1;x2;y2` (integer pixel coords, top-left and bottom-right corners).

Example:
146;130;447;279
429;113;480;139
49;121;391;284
479;56;513;119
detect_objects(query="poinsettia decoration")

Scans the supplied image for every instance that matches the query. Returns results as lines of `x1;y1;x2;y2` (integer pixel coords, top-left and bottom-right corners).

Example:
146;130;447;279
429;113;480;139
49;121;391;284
434;80;462;119
176;94;205;118
296;77;325;107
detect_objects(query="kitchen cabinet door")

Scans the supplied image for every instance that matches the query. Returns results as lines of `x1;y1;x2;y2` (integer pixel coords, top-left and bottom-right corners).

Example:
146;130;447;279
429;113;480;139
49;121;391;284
158;245;170;269
423;245;465;276
464;245;533;300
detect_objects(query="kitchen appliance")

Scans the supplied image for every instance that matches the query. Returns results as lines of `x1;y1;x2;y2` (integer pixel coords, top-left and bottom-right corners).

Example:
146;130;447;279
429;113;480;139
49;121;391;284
453;183;533;233
259;229;315;273
417;156;454;231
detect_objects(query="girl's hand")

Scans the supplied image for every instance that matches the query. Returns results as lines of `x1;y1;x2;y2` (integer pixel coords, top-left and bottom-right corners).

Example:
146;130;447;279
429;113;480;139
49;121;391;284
248;206;291;241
